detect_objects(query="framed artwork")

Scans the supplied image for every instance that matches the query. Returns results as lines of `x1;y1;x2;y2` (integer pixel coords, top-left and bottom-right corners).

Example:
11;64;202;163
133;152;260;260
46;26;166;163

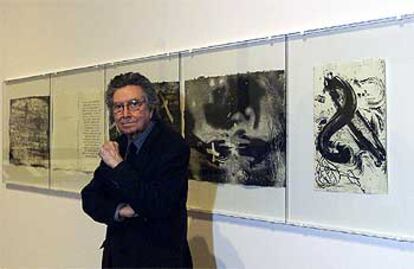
183;39;286;222
3;77;50;188
313;58;387;194
50;68;105;192
287;19;414;240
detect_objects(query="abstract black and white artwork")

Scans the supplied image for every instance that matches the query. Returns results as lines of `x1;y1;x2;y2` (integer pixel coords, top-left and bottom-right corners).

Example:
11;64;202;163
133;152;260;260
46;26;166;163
185;70;285;187
9;96;50;168
314;59;387;194
109;81;181;140
153;82;181;133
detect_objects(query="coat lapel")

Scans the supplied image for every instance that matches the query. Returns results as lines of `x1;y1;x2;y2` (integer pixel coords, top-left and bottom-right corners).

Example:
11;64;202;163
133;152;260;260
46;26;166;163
117;135;129;159
134;121;163;166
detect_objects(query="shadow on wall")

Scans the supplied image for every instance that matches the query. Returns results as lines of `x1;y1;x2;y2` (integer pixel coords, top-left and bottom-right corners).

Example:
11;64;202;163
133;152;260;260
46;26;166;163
188;211;218;269
188;211;244;269
189;235;218;269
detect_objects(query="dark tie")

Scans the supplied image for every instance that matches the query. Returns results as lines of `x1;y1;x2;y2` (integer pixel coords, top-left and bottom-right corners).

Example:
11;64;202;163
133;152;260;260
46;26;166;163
125;142;137;162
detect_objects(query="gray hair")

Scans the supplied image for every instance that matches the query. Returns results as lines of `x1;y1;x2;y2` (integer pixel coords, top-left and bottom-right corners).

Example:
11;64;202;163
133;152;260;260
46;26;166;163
105;72;159;113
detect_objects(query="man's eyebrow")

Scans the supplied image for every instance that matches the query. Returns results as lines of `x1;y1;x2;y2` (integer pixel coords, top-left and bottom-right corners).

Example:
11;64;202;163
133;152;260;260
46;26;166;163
113;97;143;104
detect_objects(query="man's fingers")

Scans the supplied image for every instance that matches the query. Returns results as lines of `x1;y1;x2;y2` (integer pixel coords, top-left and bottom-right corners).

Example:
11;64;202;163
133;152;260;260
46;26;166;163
101;141;120;153
120;205;136;218
112;141;120;151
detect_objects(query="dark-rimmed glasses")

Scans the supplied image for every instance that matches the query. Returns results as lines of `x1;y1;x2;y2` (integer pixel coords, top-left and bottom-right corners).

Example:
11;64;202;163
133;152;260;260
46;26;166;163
112;98;147;114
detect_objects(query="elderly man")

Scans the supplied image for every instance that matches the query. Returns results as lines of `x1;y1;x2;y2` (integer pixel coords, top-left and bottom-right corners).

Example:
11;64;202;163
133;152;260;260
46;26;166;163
81;72;192;268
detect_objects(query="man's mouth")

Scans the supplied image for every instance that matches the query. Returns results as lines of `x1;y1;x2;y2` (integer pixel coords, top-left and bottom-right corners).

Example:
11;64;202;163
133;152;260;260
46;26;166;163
120;121;136;126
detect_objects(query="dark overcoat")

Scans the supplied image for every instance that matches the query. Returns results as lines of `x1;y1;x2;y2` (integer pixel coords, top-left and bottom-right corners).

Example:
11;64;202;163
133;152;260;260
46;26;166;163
81;121;192;268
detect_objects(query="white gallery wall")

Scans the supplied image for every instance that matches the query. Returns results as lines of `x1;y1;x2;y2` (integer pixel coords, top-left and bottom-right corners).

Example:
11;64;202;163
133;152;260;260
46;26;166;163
1;0;414;268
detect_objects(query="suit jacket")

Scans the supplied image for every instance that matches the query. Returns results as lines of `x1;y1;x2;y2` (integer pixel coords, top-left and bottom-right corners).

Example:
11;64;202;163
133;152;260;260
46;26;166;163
81;121;192;268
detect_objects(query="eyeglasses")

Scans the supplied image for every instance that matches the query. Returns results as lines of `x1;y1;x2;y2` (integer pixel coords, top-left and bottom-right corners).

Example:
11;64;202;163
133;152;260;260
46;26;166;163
112;98;147;114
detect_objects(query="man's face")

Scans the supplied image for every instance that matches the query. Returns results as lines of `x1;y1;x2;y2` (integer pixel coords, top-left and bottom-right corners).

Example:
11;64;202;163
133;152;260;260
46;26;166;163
112;85;153;135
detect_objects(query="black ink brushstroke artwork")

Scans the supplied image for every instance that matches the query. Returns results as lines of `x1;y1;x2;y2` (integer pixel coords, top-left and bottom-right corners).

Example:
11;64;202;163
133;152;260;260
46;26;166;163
9;96;50;168
154;82;181;133
185;70;286;187
314;59;387;194
109;81;181;140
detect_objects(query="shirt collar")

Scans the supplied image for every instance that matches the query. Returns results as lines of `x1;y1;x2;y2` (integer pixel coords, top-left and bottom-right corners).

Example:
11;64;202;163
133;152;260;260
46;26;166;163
127;121;156;155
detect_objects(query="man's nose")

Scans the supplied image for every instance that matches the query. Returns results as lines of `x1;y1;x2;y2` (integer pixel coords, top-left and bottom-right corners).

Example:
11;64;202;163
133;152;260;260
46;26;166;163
122;105;131;117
